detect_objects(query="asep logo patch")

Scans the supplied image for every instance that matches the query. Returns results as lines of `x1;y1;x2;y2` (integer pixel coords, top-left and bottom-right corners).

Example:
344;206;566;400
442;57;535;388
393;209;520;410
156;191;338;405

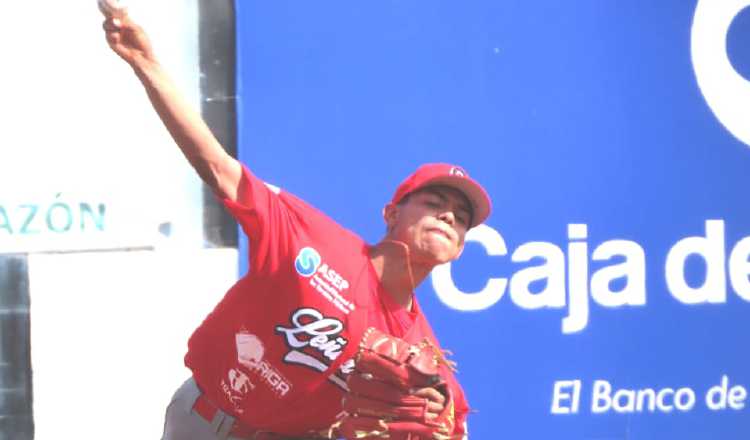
295;247;321;277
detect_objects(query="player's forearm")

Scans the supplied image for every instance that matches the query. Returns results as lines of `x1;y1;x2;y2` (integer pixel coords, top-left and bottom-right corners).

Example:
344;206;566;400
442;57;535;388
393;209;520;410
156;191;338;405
133;60;242;201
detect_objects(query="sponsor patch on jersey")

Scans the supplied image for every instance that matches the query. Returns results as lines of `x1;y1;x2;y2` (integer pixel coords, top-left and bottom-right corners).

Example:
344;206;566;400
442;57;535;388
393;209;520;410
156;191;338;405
220;368;253;414
295;247;321;277
294;247;355;314
234;332;293;397
275;307;354;390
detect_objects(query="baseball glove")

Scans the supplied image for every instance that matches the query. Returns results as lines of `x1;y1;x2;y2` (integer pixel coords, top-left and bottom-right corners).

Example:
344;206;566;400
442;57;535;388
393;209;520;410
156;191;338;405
333;327;458;440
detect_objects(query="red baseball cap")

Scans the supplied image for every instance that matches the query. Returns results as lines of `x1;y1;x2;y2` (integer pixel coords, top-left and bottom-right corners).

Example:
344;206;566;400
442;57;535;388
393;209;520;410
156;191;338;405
391;163;492;228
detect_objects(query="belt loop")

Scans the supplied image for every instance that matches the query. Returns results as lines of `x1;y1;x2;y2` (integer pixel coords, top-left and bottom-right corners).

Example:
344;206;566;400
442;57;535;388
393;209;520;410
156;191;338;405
210;409;236;440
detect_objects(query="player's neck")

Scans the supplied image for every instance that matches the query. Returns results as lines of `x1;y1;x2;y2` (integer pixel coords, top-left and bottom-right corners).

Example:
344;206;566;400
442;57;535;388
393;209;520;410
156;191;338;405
369;241;433;310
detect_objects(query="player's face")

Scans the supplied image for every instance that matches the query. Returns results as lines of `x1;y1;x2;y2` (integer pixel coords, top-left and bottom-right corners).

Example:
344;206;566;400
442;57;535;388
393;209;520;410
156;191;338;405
385;186;472;265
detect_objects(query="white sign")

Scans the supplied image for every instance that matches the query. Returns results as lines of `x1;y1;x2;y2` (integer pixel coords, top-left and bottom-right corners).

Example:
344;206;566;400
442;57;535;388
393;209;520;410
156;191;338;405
0;0;205;253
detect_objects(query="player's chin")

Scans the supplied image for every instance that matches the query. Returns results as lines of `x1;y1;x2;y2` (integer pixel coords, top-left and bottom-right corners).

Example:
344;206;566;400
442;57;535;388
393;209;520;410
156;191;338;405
421;243;461;265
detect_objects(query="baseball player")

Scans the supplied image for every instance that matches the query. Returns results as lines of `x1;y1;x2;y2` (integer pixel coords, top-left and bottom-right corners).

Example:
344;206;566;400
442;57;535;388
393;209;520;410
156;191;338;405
101;6;491;440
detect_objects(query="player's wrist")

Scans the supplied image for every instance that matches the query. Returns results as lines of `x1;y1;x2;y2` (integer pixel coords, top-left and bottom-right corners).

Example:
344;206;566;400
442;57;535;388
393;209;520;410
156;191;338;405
132;56;165;85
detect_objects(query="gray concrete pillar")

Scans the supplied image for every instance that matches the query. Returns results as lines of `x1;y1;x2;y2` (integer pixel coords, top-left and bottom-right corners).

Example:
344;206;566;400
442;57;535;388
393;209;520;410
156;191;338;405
0;255;32;440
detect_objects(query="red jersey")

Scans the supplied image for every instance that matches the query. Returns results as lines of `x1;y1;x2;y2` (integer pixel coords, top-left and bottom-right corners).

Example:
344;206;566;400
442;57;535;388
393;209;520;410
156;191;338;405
185;165;469;437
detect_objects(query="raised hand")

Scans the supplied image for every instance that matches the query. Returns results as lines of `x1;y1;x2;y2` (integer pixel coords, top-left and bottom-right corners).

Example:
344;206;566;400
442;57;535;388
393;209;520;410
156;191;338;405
96;0;242;202
101;10;156;68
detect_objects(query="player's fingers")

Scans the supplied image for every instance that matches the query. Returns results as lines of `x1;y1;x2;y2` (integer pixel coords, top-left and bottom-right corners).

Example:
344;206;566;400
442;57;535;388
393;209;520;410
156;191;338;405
97;0;110;17
412;387;445;420
412;387;445;405
424;403;442;419
105;33;121;47
111;16;144;38
98;0;129;18
103;20;117;32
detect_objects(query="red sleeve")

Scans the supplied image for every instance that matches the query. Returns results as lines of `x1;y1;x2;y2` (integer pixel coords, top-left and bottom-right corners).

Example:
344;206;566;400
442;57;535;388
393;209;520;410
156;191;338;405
220;164;298;276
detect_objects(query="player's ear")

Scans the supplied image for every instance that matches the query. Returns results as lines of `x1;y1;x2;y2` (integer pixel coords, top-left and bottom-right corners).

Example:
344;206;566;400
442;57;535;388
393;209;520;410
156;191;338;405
383;203;399;232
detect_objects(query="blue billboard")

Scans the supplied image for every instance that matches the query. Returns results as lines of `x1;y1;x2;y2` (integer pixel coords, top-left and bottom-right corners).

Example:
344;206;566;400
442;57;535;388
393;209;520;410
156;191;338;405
234;1;750;438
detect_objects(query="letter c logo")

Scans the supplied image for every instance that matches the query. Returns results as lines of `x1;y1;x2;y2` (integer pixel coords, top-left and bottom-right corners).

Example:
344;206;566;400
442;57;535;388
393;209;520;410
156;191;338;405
431;224;508;311
691;0;750;148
